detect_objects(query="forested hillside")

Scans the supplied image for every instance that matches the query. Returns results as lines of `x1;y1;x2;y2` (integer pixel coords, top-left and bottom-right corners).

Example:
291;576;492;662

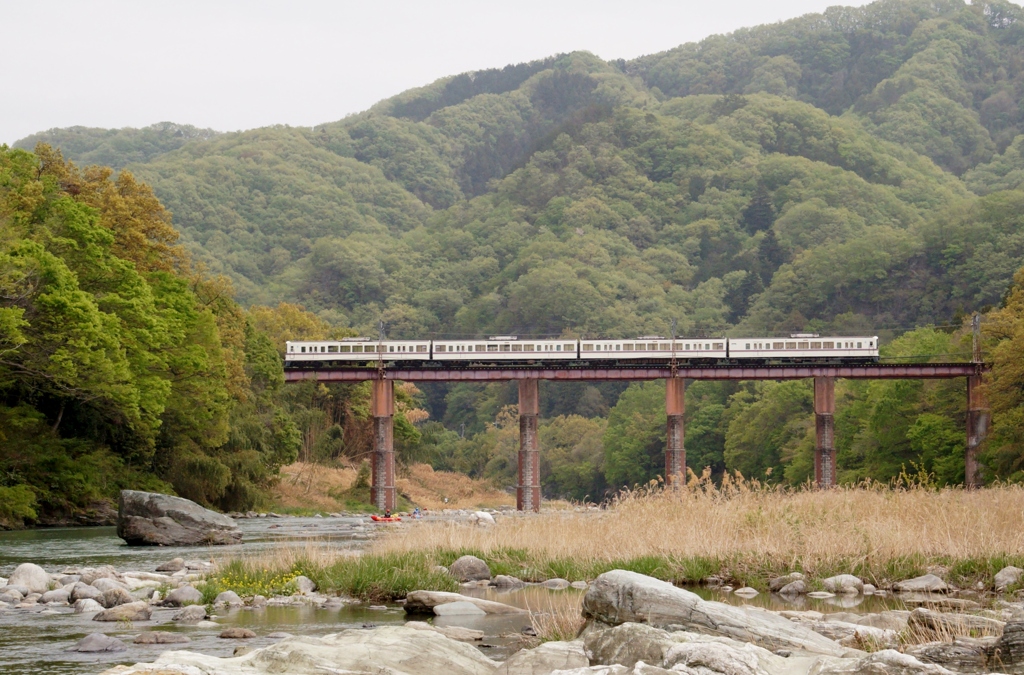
11;0;1024;514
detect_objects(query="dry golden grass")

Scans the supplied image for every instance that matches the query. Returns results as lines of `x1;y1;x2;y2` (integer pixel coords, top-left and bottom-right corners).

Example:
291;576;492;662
396;464;514;510
270;461;514;512
372;474;1024;584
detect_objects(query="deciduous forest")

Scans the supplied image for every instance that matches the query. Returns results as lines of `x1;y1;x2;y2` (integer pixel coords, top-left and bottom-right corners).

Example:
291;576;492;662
8;0;1024;526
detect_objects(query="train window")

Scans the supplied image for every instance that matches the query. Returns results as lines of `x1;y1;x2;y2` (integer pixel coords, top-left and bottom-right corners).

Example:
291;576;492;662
328;346;338;353
869;341;874;347
773;342;784;349
500;344;511;352
556;345;562;351
486;344;497;352
512;344;522;352
582;344;593;351
798;342;809;349
388;346;394;352
811;342;821;349
621;343;632;350
745;343;750;349
857;342;862;349
473;345;484;352
300;346;306;353
823;342;833;349
564;344;574;352
523;344;534;351
714;343;724;350
340;346;350;353
659;343;670;350
786;342;796;349
356;346;366;352
417;345;427;352
436;345;446;352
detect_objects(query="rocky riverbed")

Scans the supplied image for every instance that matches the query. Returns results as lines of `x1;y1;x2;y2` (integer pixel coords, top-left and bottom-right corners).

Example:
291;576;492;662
5;513;1024;674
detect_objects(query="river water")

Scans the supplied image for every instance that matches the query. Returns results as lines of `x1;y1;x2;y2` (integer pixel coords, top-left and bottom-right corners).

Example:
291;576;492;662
0;519;906;674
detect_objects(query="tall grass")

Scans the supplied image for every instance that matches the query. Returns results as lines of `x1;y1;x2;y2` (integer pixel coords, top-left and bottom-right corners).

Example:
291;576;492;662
371;475;1024;589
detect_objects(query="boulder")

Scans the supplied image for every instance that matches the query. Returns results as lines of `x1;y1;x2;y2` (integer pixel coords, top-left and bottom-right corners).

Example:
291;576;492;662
73;633;128;652
768;572;804;592
74;598;105;613
404;621;484;642
292;575;317;594
908;607;1005;636
542;578;571;590
492;575;526;588
172;604;207;622
7;563;50;594
496;640;589;674
93;600;152;622
155;558;185;572
134;631;190;644
71;582;103;602
41;588;70;604
471;511;496;526
581;570;848;656
733;587;758;597
822;574;864;595
92;578;128;593
103;626;498;675
894;574;949;593
80;566;119;585
214;590;243;606
584;623;686;668
989;620;1024;667
449;555;491;582
219;627;257;638
996;566;1024;593
814;649;962;674
0;589;22;604
434;600;486;616
163;585;203;606
101;587;134;608
905;638;991;672
405;590;528;615
117;490;241;546
779;579;808;596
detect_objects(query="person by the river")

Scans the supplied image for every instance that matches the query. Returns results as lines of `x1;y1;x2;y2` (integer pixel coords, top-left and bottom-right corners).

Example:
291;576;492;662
384;509;391;519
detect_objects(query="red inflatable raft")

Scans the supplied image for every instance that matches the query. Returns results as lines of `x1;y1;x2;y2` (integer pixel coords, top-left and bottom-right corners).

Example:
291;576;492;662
370;515;402;522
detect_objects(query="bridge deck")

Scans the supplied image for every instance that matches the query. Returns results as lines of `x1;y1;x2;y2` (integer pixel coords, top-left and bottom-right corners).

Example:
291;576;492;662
284;362;984;382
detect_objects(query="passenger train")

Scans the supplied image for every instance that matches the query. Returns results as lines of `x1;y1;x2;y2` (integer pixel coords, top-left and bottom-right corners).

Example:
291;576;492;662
283;334;879;366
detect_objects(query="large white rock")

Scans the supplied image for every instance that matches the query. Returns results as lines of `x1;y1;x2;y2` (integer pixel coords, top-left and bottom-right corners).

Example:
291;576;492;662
496;640;589;674
822;575;863;595
433;600;486;616
405;590;528;615
893;574;948;593
7;563;50;594
449;555;491;582
814;649;960;674
581;570;849;656
99;626;498;675
117;489;241;546
996;566;1024;592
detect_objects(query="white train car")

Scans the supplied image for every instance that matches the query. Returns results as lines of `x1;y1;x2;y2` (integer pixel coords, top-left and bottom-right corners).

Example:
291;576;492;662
284;338;431;364
729;335;878;360
580;337;727;360
432;337;577;361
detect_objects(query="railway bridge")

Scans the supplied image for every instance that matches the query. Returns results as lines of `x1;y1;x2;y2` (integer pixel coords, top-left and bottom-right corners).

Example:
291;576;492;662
284;361;990;512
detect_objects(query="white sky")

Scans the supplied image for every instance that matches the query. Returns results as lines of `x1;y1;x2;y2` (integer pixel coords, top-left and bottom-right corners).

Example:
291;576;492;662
3;0;872;144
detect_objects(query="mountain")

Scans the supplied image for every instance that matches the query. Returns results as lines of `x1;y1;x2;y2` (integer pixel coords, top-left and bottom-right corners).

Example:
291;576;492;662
13;0;1024;494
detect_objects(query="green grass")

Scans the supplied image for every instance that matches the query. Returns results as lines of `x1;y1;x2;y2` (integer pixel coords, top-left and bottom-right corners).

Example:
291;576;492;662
201;550;1024;602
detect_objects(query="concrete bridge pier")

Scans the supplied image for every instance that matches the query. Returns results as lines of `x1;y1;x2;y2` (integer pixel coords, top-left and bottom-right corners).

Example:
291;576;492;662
814;376;836;488
518;379;541;512
370;379;396;511
966;373;989;488
666;377;686;485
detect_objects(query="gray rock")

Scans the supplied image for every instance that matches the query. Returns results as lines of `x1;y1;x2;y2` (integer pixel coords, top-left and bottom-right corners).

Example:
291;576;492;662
449;555;491;582
57;575;80;586
581;570;848;656
778;579;807;596
571;581;589;589
219;627;257;638
73;598;104;613
996;566;1024;593
542;578;571;590
172;604;208;622
292;575;316;594
989;620;1024;667
405;590;529;615
214;590;243;606
70;582;103;602
163;585;203;606
3;584;31;596
93;601;151;622
41;589;70;604
733;587;758;596
117;489;241;546
72;633;127;652
905;638;992;672
492;575;526;588
768;572;805;592
155;557;185;572
894;574;949;593
863;583;877;595
403;621;485;642
101;587;134;608
496;640;589;674
7;563;50;594
79;566;118;585
251;594;267;608
434;600;487;616
0;589;23;604
134;631;191;644
814;649;962;674
908;607;1005;636
91;577;128;593
822;574;864;595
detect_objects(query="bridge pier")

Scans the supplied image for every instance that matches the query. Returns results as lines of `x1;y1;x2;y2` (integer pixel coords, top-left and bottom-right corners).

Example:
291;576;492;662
966;373;988;488
666;377;686;485
370;379;396;512
518;380;541;512
814;376;836;488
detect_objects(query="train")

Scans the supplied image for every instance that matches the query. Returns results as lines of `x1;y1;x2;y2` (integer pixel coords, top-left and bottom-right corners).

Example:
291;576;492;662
283;334;879;366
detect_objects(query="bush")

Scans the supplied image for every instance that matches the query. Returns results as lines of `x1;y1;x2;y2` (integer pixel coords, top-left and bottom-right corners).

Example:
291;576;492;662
0;485;37;528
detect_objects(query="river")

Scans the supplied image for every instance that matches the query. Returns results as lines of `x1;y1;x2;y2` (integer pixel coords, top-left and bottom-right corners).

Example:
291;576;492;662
0;518;905;674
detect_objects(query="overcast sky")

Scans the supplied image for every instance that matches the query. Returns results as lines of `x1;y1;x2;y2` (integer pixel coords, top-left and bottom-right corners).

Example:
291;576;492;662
3;0;873;145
